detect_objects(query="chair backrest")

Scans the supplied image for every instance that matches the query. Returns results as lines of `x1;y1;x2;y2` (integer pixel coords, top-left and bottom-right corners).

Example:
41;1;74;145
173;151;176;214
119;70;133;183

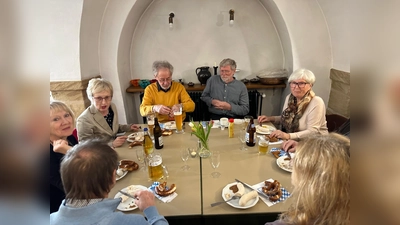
326;114;348;132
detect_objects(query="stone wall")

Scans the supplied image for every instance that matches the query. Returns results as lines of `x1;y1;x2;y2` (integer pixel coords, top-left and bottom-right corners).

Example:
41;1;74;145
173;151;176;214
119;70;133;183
327;69;350;118
50;76;100;118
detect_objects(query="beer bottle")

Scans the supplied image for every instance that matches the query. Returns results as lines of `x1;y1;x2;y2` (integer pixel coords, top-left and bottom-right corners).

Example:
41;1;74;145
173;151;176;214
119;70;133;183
245;117;256;147
143;128;154;156
153;117;164;149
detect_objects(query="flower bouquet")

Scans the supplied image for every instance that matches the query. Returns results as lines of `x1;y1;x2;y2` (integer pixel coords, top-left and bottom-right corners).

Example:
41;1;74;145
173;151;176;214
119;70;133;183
189;120;213;158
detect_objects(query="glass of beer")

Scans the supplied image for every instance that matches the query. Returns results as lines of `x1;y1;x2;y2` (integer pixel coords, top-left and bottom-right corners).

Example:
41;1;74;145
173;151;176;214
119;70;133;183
174;105;184;134
146;112;155;138
244;115;253;130
258;137;269;155
147;153;167;181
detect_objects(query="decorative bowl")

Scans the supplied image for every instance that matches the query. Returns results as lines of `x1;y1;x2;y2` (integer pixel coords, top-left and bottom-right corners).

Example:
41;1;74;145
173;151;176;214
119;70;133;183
130;79;140;87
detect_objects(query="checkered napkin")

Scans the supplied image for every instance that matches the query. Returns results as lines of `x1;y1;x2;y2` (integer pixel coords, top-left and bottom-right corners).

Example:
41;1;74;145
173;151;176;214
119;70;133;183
251;178;291;207
148;182;178;203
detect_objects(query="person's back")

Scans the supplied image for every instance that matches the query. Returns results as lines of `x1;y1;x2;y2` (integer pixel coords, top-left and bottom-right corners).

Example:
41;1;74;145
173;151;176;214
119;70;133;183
50;140;168;225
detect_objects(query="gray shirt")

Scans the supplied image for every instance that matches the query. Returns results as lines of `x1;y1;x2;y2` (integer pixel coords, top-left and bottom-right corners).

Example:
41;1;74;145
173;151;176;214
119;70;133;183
200;75;249;117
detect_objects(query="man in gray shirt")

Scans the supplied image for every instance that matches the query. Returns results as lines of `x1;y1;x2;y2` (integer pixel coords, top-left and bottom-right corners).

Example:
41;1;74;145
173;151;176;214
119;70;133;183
201;58;249;120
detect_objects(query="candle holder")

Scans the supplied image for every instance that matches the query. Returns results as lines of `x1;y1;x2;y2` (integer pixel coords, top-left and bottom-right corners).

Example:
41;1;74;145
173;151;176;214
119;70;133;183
213;66;218;75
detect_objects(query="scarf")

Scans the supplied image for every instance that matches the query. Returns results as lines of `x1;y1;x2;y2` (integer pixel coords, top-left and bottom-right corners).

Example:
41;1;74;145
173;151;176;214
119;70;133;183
281;90;315;133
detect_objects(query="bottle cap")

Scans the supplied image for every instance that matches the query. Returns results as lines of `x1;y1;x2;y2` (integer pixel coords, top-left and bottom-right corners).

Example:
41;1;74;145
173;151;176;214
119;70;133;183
229;118;234;123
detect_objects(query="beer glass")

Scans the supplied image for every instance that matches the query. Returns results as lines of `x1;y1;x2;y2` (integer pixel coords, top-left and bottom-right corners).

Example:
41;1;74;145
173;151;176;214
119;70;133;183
146;112;155;138
244;115;252;130
258;137;269;155
174;104;184;134
147;153;168;181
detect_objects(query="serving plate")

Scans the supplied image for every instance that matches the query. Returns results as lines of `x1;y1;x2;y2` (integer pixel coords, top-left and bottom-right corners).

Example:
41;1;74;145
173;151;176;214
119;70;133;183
163;121;176;130
114;185;148;211
276;156;293;173
127;132;144;142
221;182;259;209
255;125;276;134
116;170;128;181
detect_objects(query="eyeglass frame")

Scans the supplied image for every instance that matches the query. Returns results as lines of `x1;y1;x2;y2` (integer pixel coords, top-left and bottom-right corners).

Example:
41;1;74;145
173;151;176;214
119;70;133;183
92;96;112;102
157;77;173;83
289;81;309;88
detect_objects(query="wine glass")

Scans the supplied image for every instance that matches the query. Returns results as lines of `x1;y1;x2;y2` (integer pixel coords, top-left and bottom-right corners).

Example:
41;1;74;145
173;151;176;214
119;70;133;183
135;149;145;172
239;129;248;151
180;148;190;170
210;150;221;178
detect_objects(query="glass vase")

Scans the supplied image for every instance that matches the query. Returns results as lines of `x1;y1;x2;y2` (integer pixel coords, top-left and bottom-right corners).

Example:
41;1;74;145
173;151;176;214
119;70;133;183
198;139;211;158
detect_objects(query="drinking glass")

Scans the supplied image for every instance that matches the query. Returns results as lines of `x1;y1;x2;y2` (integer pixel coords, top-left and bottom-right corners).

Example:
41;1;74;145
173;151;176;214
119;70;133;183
174;105;184;134
146;112;155;138
180;148;190;170
135;149;145;172
210;151;221;178
258;137;269;155
238;129;248;151
244;115;252;130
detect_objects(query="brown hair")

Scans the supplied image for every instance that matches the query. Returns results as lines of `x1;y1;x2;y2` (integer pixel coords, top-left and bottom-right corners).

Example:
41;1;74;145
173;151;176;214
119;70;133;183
61;139;118;201
280;133;350;225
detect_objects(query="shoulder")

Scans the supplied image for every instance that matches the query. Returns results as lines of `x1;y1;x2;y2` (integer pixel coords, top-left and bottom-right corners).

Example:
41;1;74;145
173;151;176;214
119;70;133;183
144;83;158;93
172;81;185;90
77;107;91;121
310;96;325;105
232;79;246;89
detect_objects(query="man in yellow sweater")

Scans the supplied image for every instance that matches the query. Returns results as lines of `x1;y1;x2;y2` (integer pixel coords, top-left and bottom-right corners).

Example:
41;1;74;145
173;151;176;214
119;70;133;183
140;60;195;122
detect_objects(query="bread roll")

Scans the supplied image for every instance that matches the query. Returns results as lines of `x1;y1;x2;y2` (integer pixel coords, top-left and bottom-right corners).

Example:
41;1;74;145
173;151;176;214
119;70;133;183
238;190;258;206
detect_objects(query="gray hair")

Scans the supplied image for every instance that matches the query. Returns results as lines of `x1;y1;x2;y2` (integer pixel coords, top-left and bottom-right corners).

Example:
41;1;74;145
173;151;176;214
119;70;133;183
219;58;237;71
288;68;316;85
86;78;114;101
50;100;76;126
152;61;174;77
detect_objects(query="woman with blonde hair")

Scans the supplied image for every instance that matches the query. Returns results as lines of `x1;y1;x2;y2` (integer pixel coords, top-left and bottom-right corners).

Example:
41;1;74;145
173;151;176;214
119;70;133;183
77;78;140;147
50;100;79;213
266;133;350;225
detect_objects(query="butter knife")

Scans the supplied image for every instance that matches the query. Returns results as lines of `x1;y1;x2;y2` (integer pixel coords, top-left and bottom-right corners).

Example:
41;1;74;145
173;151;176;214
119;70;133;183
118;190;138;200
235;179;270;199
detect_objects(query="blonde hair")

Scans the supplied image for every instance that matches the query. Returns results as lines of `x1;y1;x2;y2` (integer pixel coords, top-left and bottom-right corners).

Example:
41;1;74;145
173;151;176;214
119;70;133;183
50;100;75;126
86;78;114;101
280;133;350;225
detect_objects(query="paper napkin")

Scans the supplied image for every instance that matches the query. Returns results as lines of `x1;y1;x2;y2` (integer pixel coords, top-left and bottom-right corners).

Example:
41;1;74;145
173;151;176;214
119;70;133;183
252;178;291;207
148;182;178;203
270;148;295;158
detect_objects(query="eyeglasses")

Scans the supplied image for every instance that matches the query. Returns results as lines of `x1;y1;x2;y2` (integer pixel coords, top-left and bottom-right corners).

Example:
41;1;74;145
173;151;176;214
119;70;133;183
93;96;112;102
289;82;309;88
158;77;172;83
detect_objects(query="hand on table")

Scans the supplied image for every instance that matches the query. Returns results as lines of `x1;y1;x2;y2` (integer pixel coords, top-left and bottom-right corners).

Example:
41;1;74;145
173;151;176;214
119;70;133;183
130;124;141;131
134;190;156;212
52;139;71;154
282;140;298;153
270;130;290;140
113;136;127;148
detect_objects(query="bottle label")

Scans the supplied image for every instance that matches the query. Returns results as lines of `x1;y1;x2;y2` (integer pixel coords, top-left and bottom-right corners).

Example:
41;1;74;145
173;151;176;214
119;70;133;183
245;132;255;144
158;136;164;146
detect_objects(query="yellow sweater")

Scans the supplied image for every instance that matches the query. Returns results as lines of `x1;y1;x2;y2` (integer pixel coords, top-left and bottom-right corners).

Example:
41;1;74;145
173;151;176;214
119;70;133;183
140;82;195;122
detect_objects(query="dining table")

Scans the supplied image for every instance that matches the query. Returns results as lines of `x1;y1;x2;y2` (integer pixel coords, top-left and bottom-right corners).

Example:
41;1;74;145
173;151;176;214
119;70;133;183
109;120;293;224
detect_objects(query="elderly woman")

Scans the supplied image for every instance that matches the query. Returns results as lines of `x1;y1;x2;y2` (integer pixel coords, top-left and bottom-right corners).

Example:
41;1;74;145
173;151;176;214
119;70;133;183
258;68;328;140
50;100;78;213
266;133;350;225
77;78;140;147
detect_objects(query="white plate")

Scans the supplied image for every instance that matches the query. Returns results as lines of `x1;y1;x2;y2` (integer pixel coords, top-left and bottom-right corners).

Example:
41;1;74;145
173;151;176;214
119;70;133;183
127;132;144;142
163;121;176;130
114;185;148;211
256;135;283;145
221;182;259;209
255;125;276;134
276;156;293;173
116;170;128;181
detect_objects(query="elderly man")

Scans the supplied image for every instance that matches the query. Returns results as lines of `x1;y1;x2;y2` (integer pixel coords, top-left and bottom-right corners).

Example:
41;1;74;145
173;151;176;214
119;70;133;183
140;60;195;122
50;140;169;225
201;58;249;120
